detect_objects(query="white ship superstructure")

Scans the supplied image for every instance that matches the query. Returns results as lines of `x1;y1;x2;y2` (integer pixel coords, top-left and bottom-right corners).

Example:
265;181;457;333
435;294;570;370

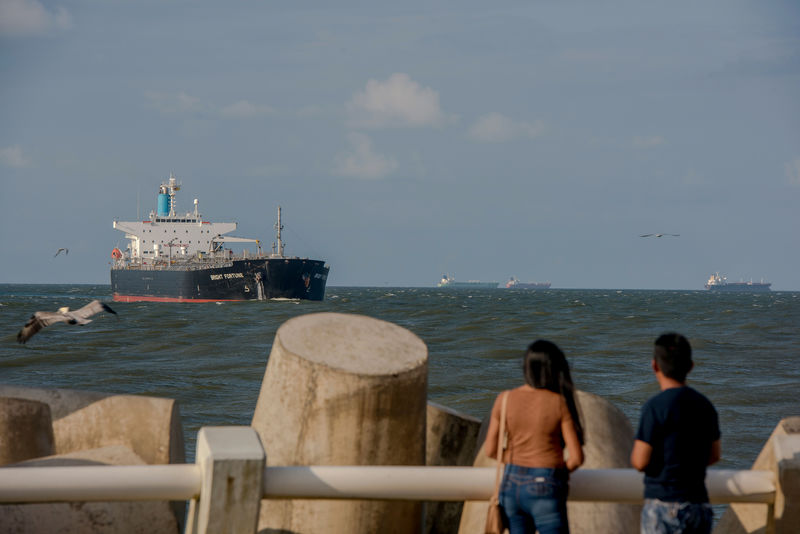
112;174;258;263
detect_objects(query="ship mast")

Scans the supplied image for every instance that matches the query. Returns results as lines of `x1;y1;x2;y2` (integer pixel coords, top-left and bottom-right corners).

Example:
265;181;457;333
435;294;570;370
272;206;285;257
167;172;180;218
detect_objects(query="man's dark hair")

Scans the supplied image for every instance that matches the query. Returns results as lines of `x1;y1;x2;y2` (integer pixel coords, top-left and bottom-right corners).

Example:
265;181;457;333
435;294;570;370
654;332;693;382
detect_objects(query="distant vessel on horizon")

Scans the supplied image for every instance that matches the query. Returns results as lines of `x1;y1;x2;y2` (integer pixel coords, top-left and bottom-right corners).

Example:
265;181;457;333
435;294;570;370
505;277;551;290
437;274;498;289
704;273;771;292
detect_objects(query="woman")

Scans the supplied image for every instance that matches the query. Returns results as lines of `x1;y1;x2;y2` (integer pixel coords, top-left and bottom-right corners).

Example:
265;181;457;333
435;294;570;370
485;340;585;534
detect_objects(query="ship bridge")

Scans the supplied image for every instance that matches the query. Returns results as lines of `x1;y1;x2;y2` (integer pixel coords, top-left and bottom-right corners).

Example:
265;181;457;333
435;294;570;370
113;174;247;261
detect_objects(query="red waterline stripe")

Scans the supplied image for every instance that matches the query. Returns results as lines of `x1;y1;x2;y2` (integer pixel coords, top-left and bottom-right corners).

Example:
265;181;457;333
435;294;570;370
112;294;243;303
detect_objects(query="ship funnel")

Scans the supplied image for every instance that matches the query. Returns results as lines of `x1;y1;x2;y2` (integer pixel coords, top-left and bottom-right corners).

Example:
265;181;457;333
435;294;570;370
157;190;170;216
157;173;181;217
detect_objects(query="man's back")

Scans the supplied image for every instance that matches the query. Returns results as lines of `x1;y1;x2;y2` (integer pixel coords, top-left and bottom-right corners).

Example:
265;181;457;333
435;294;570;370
636;386;720;502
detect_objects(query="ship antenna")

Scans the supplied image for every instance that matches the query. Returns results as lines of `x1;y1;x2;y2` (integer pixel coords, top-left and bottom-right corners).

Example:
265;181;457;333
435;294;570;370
274;206;284;257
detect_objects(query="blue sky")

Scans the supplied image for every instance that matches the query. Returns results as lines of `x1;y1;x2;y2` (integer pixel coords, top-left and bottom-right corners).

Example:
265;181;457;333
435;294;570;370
2;1;799;289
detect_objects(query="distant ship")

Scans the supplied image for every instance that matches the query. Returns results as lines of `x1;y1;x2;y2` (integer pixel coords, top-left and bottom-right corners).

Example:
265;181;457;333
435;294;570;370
437;274;498;289
111;174;329;302
704;273;771;292
505;277;551;290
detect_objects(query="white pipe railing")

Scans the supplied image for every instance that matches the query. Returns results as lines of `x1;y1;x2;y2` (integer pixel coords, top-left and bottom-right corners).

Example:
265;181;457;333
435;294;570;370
0;465;775;505
0;465;201;502
261;466;775;504
4;427;797;534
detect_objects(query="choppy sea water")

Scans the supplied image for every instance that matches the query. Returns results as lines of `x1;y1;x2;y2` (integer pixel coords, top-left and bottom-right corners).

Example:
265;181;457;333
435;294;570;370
1;284;798;479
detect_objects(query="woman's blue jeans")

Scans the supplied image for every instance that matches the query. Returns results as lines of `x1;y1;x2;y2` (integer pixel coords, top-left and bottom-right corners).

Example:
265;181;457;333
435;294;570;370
499;464;570;534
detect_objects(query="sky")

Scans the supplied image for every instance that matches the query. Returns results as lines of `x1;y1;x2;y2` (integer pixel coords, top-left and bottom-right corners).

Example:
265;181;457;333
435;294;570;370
1;1;799;290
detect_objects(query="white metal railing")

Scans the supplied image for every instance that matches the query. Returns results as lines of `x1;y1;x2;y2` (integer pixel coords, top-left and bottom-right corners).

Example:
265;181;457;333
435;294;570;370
0;465;775;505
2;426;796;534
260;466;775;504
0;465;201;502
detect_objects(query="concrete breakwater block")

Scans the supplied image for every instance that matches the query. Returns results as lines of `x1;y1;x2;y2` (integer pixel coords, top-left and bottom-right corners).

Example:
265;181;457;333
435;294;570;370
0;445;180;534
566;390;641;534
251;312;428;534
424;402;481;534
0;385;187;531
0;385;185;466
458;390;641;534
714;416;800;534
0;397;55;466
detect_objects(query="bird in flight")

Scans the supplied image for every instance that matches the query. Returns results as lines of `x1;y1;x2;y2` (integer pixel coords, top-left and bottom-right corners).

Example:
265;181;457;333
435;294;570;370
54;248;69;257
17;300;117;344
640;233;680;238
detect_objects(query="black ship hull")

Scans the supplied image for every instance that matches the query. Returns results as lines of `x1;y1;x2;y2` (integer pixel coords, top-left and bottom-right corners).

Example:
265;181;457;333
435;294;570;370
705;284;771;292
111;258;329;302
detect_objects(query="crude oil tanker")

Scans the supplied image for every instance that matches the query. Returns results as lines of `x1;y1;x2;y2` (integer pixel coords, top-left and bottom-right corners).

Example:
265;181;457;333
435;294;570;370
110;174;329;302
704;273;770;292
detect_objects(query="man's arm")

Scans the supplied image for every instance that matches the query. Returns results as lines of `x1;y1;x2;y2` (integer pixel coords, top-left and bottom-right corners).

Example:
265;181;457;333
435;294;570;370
630;439;652;472
708;439;721;466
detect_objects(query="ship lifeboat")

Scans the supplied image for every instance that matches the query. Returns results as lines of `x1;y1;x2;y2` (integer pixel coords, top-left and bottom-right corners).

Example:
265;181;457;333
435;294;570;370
111;248;123;260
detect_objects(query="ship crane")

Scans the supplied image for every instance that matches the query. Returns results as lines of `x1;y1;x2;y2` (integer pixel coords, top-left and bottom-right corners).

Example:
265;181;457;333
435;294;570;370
209;235;261;254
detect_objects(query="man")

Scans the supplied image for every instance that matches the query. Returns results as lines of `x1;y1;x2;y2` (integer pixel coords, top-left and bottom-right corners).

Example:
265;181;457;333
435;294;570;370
631;333;721;534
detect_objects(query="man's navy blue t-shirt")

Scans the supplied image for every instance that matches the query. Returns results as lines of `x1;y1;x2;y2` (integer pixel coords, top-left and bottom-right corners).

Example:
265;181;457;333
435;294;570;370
635;386;720;502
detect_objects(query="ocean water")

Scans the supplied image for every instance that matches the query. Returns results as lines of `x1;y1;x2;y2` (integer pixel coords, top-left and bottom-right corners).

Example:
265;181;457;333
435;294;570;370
1;284;798;477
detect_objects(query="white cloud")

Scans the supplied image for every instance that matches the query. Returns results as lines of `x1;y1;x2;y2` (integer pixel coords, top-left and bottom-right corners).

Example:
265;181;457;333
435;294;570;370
347;73;446;128
0;145;29;167
467;113;545;143
333;133;398;179
145;93;274;120
785;158;800;186
633;135;666;148
0;0;71;36
144;91;203;114
220;100;273;119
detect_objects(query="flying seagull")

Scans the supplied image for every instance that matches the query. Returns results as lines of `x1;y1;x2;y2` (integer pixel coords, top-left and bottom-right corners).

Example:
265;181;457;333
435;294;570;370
17;300;117;344
54;248;69;257
640;233;680;238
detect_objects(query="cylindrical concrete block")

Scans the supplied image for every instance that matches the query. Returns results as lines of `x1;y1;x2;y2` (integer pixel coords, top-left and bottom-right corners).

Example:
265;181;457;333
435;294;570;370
426;402;481;468
566;390;641;534
252;312;428;534
714;416;800;534
0;397;55;466
458;390;641;534
425;402;481;534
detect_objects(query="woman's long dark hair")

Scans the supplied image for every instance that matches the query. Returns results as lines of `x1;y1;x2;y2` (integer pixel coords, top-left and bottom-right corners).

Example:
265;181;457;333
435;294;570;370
524;340;584;445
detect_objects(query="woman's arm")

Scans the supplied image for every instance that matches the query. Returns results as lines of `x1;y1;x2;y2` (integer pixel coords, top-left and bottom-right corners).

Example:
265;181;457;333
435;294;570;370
484;395;501;460
708;439;721;466
562;418;584;472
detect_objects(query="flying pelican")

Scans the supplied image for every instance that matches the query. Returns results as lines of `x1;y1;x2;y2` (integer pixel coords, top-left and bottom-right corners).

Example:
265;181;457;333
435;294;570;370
640;233;680;238
54;248;69;257
17;300;117;344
